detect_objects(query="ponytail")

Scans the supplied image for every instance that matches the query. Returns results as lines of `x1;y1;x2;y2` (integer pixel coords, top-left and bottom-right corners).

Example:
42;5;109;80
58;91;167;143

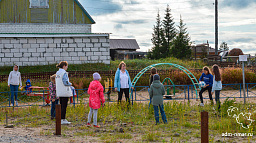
56;61;68;68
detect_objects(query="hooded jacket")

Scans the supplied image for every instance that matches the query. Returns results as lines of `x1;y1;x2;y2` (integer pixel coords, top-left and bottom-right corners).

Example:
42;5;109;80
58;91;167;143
87;80;105;109
25;79;32;90
8;66;22;86
149;80;165;106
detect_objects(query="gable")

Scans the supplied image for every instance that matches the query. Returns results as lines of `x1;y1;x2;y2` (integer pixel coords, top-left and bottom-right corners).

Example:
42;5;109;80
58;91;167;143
0;0;95;24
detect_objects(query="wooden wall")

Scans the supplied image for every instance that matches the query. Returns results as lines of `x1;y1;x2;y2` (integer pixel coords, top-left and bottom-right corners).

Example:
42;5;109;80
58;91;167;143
0;0;94;24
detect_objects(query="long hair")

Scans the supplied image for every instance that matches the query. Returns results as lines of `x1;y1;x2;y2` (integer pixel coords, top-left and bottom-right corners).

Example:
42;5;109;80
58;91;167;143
56;61;68;68
50;74;56;83
203;66;211;75
212;64;221;81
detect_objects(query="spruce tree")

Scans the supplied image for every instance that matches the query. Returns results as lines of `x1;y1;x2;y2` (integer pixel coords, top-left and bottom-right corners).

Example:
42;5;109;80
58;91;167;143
162;5;176;57
150;11;163;59
171;15;191;59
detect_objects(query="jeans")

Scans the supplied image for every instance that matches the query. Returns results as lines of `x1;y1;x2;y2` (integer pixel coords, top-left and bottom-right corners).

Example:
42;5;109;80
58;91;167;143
215;90;221;111
88;107;98;125
10;84;19;105
51;99;59;118
153;104;167;124
118;88;130;104
199;86;213;103
60;97;69;119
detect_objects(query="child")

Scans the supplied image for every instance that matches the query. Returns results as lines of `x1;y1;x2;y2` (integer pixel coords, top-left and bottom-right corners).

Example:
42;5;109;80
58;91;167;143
87;72;105;128
211;64;222;112
49;74;58;120
8;65;22;106
24;79;32;94
149;74;167;124
199;66;213;106
149;67;157;107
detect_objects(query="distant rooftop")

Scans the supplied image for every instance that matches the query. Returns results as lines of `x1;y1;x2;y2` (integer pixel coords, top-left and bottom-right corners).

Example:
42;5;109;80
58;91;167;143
110;39;140;50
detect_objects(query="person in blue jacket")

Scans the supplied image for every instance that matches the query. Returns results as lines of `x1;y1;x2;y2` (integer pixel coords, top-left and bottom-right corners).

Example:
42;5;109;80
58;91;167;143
114;61;134;104
24;79;32;94
199;66;213;106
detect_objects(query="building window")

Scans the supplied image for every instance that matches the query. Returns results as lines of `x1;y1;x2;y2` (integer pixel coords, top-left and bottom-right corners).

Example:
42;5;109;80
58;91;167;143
29;0;49;8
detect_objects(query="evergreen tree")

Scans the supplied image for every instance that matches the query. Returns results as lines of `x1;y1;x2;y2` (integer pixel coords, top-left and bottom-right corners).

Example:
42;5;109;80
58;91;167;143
219;42;229;51
171;15;191;59
150;11;163;59
162;5;176;57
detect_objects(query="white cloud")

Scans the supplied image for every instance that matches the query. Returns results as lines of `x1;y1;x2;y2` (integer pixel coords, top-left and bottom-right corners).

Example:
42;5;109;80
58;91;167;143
81;0;256;54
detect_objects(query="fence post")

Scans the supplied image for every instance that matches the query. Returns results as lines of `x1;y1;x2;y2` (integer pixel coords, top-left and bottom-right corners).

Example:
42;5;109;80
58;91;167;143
8;91;10;107
56;104;61;135
131;89;133;105
201;111;209;143
240;84;242;98
135;87;137;101
247;83;249;97
187;85;190;101
43;90;45;106
73;89;75;108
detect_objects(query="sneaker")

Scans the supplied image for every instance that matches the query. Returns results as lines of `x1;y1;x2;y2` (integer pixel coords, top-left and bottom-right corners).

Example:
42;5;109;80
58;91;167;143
87;123;91;127
10;103;13;106
15;101;18;106
93;125;100;128
61;119;71;125
64;119;71;124
199;103;204;107
51;117;54;120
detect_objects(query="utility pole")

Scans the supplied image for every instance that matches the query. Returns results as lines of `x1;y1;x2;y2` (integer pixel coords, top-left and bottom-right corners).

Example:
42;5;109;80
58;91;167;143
215;0;218;55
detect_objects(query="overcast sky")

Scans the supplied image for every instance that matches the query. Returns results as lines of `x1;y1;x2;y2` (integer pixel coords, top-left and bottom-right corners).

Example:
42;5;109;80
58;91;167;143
79;0;256;55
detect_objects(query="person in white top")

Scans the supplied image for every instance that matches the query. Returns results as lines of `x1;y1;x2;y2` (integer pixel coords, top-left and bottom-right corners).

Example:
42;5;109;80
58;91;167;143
55;61;73;125
114;61;134;104
8;65;22;106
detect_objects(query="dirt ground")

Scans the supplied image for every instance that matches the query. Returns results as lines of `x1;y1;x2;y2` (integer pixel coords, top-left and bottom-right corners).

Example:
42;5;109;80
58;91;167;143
1;90;256;143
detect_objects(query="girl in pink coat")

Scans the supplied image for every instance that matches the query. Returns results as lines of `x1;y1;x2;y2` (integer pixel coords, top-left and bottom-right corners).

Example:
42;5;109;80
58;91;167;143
87;72;105;128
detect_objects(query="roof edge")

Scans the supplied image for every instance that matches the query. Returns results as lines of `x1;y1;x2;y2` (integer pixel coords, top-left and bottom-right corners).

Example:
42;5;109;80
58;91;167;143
74;0;96;24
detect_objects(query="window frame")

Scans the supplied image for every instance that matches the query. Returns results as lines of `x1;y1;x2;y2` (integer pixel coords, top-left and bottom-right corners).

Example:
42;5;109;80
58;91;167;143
29;0;49;8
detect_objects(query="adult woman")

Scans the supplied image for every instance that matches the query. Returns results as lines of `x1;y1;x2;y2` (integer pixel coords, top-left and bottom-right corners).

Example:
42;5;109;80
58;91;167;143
55;61;72;125
114;61;134;104
8;65;22;106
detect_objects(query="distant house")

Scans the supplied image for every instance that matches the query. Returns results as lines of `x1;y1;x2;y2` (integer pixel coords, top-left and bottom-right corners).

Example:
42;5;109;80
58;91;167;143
191;42;220;59
110;39;146;60
0;0;110;66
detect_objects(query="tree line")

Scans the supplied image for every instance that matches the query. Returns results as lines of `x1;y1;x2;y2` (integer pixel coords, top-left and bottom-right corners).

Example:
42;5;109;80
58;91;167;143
148;5;191;60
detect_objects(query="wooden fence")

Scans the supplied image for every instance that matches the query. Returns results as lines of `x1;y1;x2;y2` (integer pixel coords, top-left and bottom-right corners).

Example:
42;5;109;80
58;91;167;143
1;68;255;82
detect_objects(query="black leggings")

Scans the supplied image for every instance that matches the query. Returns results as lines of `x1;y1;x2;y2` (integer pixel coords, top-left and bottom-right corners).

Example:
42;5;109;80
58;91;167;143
60;97;69;119
199;86;213;103
118;88;130;104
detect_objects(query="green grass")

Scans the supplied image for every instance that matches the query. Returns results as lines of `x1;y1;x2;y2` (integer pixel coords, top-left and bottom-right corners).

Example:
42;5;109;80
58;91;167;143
0;98;255;142
0;57;205;75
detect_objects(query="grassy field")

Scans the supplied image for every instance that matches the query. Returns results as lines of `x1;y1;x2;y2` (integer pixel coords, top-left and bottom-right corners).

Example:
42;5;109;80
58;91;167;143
0;57;205;75
0;98;255;142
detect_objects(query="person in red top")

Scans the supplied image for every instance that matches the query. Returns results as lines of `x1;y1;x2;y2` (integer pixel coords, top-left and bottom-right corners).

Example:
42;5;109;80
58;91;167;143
87;72;105;128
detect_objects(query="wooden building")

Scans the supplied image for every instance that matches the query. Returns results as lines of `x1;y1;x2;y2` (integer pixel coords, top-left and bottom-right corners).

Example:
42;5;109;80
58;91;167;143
0;0;110;66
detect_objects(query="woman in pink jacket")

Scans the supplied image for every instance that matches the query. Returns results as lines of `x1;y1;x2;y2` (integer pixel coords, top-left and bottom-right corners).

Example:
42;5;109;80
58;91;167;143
87;72;105;128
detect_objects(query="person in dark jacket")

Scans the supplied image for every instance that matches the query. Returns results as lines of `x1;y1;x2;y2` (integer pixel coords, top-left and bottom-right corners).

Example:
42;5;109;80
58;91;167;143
148;67;157;107
149;74;167;124
199;66;213;106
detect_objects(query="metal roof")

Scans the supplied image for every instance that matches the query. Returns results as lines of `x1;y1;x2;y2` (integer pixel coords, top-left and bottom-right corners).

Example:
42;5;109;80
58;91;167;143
110;39;140;50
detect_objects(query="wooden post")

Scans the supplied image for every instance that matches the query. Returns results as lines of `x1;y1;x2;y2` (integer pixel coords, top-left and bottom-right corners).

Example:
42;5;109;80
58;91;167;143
201;111;208;143
56;104;61;135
